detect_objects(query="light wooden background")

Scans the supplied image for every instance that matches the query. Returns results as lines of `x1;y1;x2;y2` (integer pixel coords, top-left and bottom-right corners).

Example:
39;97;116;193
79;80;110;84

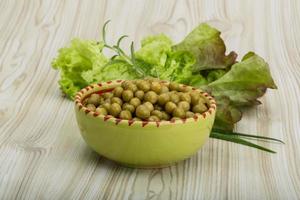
0;0;299;199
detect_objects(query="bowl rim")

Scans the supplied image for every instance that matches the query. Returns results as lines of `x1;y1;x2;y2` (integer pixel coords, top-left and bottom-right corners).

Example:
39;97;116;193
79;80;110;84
74;80;217;127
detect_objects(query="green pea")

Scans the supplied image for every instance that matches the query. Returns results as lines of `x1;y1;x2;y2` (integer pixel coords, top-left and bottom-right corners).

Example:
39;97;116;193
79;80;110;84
119;110;132;120
131;80;138;84
148;115;160;121
87;93;100;106
101;102;111;111
170;93;180;104
198;96;206;104
122;90;134;102
109;103;122;117
190;91;200;105
111;97;123;106
157;93;170;106
160;85;169;93
192;103;207;113
86;104;96;111
102;92;113;99
178;85;189;92
135;90;144;100
95;107;108;115
169;82;179;91
143;102;154;112
150;82;162;94
99;96;105;105
122;103;135;113
151;110;163;119
161;111;171;120
144;91;158;104
121;80;131;89
130;97;141;108
177;101;190;112
186;111;194;118
165;102;177;114
172;108;186;118
104;98;111;104
137;80;150;92
132;117;142;121
179;93;191;103
113;86;124;98
136;105;151;120
126;83;138;92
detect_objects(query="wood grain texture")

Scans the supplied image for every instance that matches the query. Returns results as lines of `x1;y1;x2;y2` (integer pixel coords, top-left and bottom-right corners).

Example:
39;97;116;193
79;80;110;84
0;0;299;199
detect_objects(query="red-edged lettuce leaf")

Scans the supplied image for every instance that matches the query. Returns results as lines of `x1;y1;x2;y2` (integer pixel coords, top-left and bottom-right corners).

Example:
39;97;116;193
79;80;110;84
172;23;237;71
204;52;277;107
202;52;277;130
212;96;242;131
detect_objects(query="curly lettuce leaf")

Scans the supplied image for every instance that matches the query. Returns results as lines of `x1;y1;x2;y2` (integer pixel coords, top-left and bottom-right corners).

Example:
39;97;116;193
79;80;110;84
82;59;138;82
173;23;237;72
52;39;108;98
135;34;173;65
165;51;195;83
135;34;173;77
135;34;199;84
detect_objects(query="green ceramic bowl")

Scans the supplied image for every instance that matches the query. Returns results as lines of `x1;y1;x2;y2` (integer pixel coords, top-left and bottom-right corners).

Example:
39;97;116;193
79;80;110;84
74;80;216;168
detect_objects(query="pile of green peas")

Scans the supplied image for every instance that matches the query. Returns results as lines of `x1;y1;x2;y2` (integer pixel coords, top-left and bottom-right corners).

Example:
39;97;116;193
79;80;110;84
83;79;209;121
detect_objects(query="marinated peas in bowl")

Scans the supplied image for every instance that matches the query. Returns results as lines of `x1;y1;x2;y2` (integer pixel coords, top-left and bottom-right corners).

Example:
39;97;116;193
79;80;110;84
75;79;216;168
82;79;209;122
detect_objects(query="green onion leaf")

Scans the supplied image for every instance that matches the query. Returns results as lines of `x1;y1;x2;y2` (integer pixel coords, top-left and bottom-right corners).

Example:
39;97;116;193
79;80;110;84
212;128;284;144
210;131;277;153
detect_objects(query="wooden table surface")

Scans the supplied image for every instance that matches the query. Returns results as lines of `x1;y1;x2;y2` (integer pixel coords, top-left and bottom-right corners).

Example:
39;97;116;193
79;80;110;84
0;0;299;199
